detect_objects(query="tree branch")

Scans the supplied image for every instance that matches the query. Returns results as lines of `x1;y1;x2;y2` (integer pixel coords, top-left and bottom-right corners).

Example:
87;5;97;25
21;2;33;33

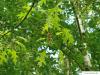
1;2;35;38
70;1;83;40
61;48;84;70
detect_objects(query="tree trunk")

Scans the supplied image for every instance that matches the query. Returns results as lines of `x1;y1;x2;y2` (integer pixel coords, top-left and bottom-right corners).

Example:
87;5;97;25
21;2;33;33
64;57;70;75
70;0;92;70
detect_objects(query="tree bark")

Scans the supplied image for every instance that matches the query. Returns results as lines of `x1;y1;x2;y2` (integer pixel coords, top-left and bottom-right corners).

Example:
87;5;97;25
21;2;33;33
70;0;92;70
64;57;70;75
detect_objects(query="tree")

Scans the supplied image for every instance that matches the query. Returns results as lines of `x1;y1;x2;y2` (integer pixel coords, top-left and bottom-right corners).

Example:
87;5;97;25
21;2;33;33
0;0;100;75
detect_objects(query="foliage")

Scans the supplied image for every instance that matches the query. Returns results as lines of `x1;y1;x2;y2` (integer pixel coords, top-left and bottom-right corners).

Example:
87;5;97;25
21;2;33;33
0;0;100;75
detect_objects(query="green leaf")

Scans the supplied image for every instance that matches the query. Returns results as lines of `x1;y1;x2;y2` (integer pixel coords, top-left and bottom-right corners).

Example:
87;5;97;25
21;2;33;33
17;36;28;42
61;28;74;46
36;51;46;67
13;40;26;51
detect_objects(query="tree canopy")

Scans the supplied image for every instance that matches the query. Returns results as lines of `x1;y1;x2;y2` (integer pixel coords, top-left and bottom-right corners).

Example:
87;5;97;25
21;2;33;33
0;0;100;75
